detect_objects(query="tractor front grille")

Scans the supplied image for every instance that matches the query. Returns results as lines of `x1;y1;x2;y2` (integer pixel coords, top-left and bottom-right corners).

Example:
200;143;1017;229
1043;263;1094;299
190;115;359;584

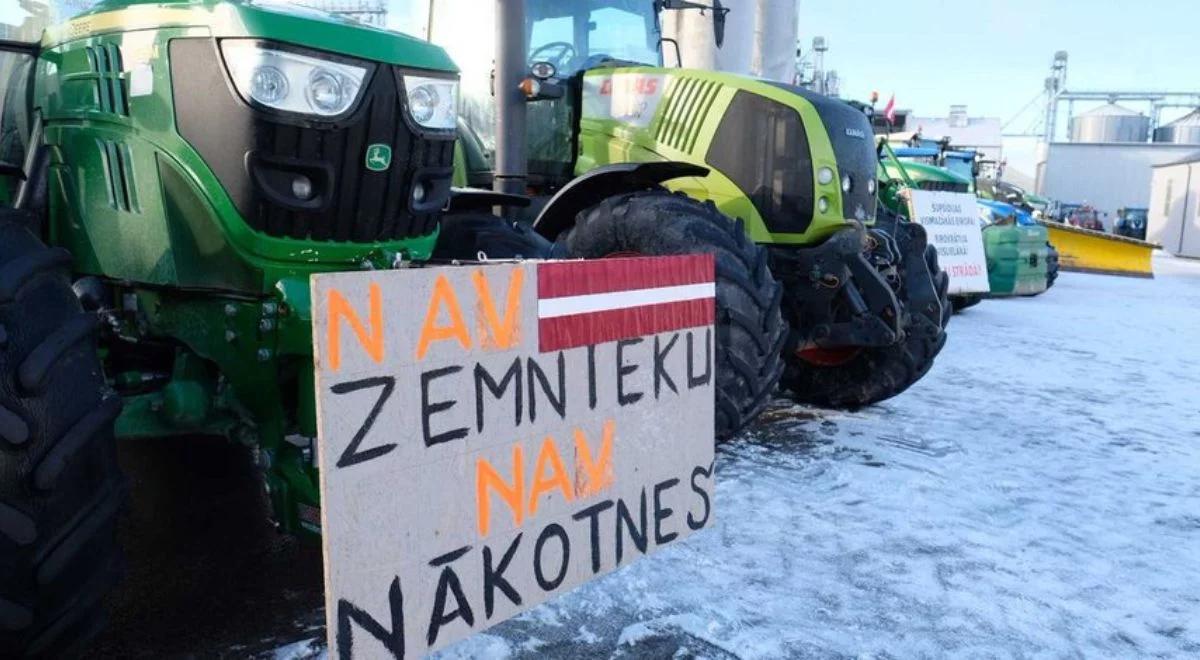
918;180;971;194
656;76;722;153
171;38;454;243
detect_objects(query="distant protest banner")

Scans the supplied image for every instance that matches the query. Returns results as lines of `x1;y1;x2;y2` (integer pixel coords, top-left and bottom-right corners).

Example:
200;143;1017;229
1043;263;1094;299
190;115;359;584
908;190;991;294
311;256;717;659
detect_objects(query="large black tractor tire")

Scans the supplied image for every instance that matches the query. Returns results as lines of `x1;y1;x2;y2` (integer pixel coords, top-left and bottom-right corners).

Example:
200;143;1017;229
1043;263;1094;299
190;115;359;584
554;190;786;440
1046;242;1060;290
433;211;554;261
782;212;949;408
0;212;124;658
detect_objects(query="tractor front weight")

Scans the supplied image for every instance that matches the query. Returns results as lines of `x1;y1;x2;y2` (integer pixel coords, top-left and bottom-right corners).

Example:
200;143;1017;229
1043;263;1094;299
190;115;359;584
769;225;903;352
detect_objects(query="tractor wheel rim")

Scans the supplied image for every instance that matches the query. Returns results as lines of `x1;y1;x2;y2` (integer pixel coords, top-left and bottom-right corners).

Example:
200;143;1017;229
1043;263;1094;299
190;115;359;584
796;346;862;367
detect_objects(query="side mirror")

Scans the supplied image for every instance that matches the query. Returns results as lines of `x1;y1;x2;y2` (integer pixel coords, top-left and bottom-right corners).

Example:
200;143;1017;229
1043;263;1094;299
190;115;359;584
713;0;726;47
658;0;730;48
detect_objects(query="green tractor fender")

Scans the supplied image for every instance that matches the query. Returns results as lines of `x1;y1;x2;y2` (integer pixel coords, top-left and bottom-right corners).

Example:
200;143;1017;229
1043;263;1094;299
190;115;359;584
531;161;710;241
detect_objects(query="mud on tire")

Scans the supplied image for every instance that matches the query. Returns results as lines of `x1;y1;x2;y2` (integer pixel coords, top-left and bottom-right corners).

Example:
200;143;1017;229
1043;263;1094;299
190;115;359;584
782;212;950;408
554;190;786;439
0;211;124;658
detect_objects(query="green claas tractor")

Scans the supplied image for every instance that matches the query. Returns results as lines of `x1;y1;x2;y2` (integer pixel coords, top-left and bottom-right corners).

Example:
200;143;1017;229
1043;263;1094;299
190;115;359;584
432;0;949;410
0;0;947;653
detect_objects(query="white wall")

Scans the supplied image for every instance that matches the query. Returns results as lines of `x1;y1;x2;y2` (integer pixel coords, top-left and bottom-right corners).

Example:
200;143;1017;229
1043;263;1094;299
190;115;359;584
1148;161;1200;257
1036;142;1200;225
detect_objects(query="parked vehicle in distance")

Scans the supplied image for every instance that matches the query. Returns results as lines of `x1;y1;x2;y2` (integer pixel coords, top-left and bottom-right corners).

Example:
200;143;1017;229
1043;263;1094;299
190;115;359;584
1067;205;1106;232
1114;207;1149;240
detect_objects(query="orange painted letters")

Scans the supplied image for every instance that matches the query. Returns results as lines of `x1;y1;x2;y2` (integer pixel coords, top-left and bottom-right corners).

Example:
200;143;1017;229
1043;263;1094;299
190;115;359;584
326;284;384;371
472;268;523;351
416;274;472;359
476;445;524;536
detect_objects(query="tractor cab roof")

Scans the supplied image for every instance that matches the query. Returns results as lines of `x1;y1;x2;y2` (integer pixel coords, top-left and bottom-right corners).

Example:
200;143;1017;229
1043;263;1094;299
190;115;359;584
528;0;652;20
979;198;1038;226
893;147;940;159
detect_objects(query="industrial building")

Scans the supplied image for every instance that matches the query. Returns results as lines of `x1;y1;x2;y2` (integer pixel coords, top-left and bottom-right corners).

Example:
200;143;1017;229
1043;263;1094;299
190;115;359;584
1009;51;1200;228
1035;103;1200;229
907;105;1004;163
1148;152;1200;259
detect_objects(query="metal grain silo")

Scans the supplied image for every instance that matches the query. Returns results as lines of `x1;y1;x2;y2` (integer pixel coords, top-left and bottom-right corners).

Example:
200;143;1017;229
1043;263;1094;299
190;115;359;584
1069;103;1150;143
1153;109;1200;144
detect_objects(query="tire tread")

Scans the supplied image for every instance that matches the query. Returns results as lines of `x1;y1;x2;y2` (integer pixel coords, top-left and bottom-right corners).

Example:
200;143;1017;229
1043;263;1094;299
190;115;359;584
557;190;786;439
0;212;124;657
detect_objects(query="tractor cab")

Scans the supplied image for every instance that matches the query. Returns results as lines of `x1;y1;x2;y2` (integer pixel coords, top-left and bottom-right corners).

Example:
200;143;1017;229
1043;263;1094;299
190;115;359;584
1115;207;1148;240
941;149;978;183
0;4;41;205
433;0;694;188
525;0;664;75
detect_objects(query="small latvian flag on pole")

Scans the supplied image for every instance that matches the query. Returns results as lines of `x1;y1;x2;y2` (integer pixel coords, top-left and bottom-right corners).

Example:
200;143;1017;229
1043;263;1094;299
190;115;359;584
536;255;716;353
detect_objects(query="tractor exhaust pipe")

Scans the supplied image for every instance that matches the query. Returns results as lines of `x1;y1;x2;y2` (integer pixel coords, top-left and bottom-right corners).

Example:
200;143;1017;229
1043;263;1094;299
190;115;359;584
494;0;527;203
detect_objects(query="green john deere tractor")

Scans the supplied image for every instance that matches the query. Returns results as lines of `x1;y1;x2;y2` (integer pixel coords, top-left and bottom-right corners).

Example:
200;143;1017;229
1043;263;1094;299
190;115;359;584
0;0;946;653
432;0;949;410
0;0;513;654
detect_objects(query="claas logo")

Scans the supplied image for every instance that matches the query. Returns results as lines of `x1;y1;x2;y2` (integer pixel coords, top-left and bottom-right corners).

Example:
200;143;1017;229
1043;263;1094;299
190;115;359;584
599;76;659;96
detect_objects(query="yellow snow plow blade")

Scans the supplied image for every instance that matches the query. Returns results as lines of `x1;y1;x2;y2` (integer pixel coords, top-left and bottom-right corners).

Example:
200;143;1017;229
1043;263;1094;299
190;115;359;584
1041;222;1158;278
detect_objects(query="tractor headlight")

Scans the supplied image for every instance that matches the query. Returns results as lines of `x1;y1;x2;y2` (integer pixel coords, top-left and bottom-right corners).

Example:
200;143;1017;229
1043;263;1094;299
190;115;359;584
817;167;835;185
867;178;876;195
841;174;853;193
403;75;458;130
221;40;369;117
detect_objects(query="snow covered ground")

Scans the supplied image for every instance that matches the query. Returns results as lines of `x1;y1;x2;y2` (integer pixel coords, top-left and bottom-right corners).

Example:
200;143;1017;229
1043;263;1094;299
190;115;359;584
273;257;1200;659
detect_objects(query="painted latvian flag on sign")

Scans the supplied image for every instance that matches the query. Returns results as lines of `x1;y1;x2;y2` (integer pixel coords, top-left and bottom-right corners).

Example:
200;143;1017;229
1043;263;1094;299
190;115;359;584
536;254;716;352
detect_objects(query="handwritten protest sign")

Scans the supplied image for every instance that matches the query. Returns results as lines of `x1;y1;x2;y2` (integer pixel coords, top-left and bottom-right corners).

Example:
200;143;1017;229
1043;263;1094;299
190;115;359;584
907;190;991;294
311;256;717;659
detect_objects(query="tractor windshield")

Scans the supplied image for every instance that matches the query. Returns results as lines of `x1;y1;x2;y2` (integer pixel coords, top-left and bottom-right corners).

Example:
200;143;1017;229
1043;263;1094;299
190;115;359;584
2;0;97;43
527;0;662;75
943;156;974;181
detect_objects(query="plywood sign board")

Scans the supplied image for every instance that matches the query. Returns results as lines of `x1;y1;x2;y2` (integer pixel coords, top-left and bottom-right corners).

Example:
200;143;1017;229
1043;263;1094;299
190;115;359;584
907;190;991;294
311;256;717;659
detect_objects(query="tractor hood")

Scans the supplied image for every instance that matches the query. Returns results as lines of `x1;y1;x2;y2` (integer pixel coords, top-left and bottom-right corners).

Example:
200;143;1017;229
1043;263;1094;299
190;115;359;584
881;160;972;192
576;66;880;241
42;0;457;72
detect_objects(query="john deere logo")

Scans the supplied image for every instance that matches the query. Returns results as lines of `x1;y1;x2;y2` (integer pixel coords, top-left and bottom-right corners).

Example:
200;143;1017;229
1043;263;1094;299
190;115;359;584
365;144;392;172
